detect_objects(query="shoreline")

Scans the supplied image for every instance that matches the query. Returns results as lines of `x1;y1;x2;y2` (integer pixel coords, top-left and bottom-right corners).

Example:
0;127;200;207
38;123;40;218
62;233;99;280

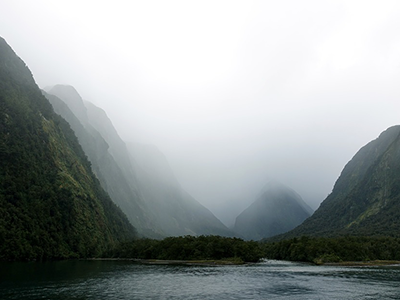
86;258;246;265
86;258;400;267
322;260;400;267
139;259;245;265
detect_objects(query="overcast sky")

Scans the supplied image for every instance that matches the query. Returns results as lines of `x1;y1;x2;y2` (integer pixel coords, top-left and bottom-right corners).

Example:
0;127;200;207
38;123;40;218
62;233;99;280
1;1;400;220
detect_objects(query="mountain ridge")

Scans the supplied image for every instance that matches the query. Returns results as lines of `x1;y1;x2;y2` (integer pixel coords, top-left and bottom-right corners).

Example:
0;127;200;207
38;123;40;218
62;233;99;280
271;125;400;240
46;84;234;238
234;181;312;240
0;36;136;260
44;86;161;238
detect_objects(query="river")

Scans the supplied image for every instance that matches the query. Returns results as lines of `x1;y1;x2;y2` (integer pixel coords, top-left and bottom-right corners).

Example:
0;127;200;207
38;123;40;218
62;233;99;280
1;260;399;299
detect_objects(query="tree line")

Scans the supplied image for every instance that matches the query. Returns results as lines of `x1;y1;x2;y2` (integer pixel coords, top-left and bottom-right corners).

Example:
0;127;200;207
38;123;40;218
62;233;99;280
105;235;264;263
262;235;400;264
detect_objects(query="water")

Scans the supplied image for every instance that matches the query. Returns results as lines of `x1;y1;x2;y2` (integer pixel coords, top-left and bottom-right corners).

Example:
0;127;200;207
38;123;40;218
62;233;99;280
1;260;400;299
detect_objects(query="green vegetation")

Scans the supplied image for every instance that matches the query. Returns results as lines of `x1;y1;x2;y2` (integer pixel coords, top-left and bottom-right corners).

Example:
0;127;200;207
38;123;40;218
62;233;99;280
263;236;400;264
0;37;135;261
46;85;234;238
272;126;400;241
2;35;400;265
106;235;400;265
106;235;264;263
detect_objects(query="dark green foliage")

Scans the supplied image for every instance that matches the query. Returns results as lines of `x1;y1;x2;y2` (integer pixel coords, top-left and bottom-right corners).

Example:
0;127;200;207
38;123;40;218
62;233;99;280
107;235;264;262
42;90;161;238
263;236;400;264
272;126;400;240
0;37;136;261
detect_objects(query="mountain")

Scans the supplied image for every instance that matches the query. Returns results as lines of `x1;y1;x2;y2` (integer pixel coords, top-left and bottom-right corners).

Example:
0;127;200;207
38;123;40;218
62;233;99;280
275;125;400;239
233;182;313;240
127;142;234;237
43;87;161;238
46;85;233;237
0;37;135;260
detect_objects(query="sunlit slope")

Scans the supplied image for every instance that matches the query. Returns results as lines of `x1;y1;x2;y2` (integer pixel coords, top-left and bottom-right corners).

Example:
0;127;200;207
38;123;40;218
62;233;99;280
234;182;313;240
275;126;400;239
0;37;135;260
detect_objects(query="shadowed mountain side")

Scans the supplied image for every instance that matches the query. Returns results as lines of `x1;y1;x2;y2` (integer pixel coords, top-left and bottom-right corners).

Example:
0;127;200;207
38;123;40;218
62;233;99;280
84;100;138;186
126;142;235;237
128;142;180;187
0;37;135;260
44;88;163;238
47;85;233;237
271;125;400;241
234;182;313;240
46;85;139;188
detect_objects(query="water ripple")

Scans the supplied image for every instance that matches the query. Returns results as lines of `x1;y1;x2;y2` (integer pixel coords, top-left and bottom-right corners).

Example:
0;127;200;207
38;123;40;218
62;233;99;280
1;261;400;299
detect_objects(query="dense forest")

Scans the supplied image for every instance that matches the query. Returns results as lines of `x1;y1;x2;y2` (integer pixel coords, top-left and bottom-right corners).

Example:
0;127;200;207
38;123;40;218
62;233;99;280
0;37;135;261
106;235;264;263
263;236;400;264
104;235;400;264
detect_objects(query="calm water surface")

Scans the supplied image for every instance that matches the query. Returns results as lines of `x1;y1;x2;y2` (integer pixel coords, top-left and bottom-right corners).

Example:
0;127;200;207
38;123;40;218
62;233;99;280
1;260;399;299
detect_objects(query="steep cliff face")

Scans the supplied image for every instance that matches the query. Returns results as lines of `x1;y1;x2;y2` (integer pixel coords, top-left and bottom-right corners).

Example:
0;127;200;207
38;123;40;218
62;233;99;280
277;125;400;239
46;85;233;238
43;88;161;238
0;37;135;260
234;182;312;240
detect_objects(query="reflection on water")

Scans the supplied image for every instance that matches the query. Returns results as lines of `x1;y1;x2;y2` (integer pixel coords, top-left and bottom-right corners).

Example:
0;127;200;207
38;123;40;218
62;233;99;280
1;260;400;299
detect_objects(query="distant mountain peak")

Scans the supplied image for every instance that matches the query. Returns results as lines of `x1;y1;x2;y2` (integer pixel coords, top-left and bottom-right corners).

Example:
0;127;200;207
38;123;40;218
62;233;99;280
259;180;293;195
258;180;313;215
47;84;83;102
47;84;88;123
234;182;312;240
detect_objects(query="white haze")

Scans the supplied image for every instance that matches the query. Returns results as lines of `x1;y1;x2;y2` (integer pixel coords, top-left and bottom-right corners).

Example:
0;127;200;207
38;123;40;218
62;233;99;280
1;1;400;225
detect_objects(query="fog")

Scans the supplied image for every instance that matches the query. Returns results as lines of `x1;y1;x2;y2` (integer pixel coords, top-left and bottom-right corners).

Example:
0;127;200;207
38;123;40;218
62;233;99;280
1;1;400;225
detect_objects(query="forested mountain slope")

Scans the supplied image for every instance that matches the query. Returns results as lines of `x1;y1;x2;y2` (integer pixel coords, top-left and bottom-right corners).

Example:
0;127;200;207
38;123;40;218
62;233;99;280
46;86;233;237
274;126;400;240
0;37;135;260
43;88;161;238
